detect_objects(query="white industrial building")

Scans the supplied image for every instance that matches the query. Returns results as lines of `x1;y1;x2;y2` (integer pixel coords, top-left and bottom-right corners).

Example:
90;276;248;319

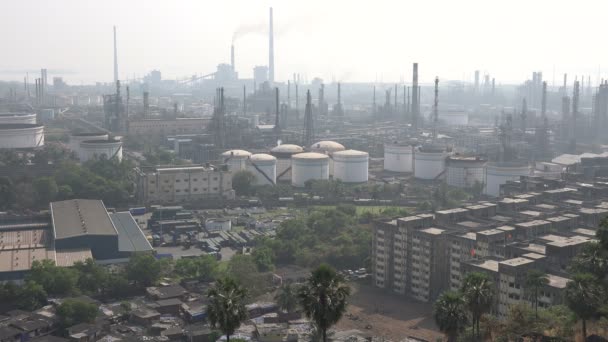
291;152;330;187
332;150;369;183
484;162;531;197
78;139;123;162
384;143;414;173
446;156;486;188
0;124;44;149
248;153;277;185
270;144;303;182
414;145;449;180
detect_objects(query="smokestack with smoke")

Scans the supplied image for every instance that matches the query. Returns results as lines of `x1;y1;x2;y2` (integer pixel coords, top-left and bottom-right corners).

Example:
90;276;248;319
231;44;235;71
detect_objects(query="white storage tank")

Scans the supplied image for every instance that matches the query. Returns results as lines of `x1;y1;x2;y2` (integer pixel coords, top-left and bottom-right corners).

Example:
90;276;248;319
78;138;123;162
248;153;277;185
414;145;448;180
221;149;252;173
333;150;369;183
310;140;345;176
484;162;531;197
0;113;37;125
0;124;44;149
270;144;304;182
70;132;109;153
446;156;487;188
384;143;414;172
291;152;330;187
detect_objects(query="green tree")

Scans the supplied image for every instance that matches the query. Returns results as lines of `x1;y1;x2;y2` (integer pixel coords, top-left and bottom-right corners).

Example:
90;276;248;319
461;272;494;341
565;273;605;340
502;303;538;340
57;184;74;200
252;246;275;272
102;273;131;299
17;281;47;311
433;291;468;342
174;255;218;282
57;299;98;329
33;177;58;205
232;170;256;196
525;269;549;318
569;242;608;279
207;277;248;342
227;254;267;297
28;259;79;296
73;258;108;294
275;283;299;314
298;264;351;342
0;176;16;210
126;253;161;287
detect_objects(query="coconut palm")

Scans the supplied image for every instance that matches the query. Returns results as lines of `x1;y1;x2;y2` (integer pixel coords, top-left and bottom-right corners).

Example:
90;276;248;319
461;272;494;341
565;273;605;340
525;269;549;318
298;264;351;342
275;283;299;313
434;291;468;342
207;277;248;342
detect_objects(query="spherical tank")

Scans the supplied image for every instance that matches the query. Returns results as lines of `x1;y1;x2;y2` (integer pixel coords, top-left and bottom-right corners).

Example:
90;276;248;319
291;152;329;187
484;162;531;197
70;132;109;153
446;156;487;188
221;149;252;173
0;113;37;125
270;144;304;182
333;150;369;183
0;124;44;149
310;140;345;176
78;139;123;162
248;153;277;185
414;146;448;180
384;143;413;172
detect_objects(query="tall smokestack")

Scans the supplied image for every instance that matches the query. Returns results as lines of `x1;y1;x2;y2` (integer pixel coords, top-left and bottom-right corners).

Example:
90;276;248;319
113;26;119;83
231;44;235;71
433;77;439;139
269;7;275;83
275;87;280;130
412;63;419;130
541;81;547;118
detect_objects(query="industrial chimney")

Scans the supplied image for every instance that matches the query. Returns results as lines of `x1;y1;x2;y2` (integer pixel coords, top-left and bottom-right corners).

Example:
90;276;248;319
412;63;419;131
231;44;235;71
113;26;119;83
269;7;275;83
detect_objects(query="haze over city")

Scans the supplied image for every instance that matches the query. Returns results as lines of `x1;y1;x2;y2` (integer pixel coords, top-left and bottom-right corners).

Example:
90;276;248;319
1;0;607;84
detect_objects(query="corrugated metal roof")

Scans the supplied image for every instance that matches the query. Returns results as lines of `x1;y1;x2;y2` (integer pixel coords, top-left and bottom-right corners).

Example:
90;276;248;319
110;212;153;253
51;199;117;239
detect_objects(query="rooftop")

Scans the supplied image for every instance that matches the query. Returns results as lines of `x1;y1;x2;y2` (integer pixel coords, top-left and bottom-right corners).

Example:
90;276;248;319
419;227;445;236
110;212;153;253
51;199;117;239
500;257;535;267
546;274;570;289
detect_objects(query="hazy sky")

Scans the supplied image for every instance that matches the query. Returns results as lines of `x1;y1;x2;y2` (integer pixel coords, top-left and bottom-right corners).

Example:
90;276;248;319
1;0;606;85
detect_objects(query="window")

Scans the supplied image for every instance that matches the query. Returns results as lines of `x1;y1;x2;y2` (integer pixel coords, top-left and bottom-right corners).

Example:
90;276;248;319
203;178;207;181
213;177;218;181
150;180;155;184
176;179;181;183
193;188;198;191
176;189;181;192
193;178;198;181
213;187;218;191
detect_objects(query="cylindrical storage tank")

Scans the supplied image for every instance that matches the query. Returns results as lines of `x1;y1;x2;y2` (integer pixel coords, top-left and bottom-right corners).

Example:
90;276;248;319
270;144;304;182
384;143;413;172
310;141;345;176
291;152;329;187
78;139;123;162
484;162;531;197
333;150;369;183
0;124;44;149
221;149;252;173
0;113;37;125
248;153;277;185
446;156;487;188
70;132;110;153
414;146;448;180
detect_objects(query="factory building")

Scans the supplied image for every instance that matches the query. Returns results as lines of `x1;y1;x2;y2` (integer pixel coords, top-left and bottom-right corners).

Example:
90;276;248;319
136;165;234;205
128;118;210;135
0;200;151;280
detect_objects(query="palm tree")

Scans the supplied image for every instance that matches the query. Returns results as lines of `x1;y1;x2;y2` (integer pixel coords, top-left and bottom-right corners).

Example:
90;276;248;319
207;277;248;342
275;283;299;313
525;269;549;318
298;264;351;342
434;291;468;342
569;242;608;278
565;273;605;340
461;272;494;341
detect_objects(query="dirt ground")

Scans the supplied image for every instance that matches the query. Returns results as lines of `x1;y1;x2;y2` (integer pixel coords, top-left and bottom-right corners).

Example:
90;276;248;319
335;282;444;342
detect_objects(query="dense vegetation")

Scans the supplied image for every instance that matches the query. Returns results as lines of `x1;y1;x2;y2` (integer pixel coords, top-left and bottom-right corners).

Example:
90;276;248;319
255;205;373;270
